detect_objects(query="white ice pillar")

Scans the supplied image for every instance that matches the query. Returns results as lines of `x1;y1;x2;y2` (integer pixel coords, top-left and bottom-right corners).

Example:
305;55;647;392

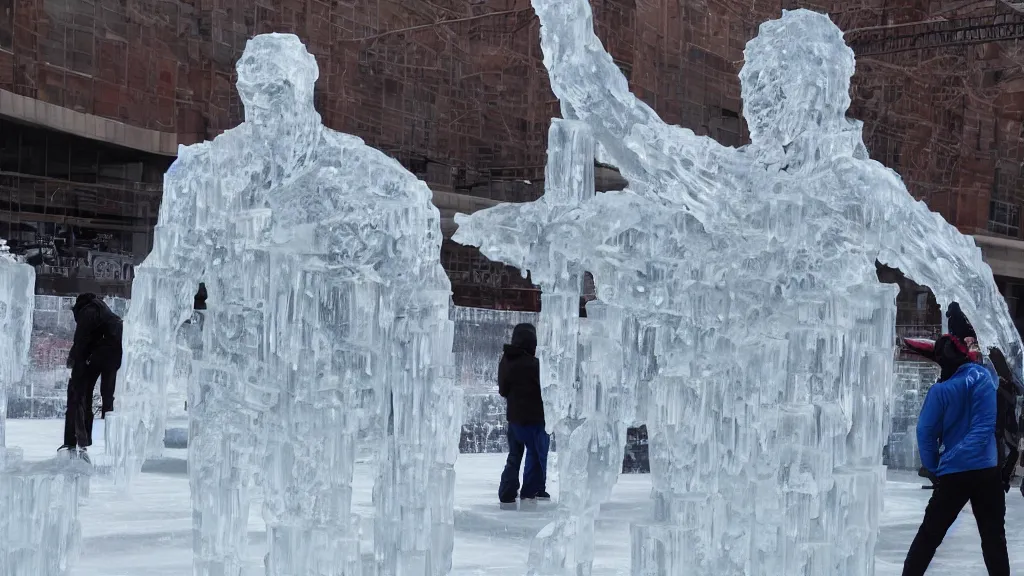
536;119;595;434
374;284;461;576
529;301;636;576
530;120;632;576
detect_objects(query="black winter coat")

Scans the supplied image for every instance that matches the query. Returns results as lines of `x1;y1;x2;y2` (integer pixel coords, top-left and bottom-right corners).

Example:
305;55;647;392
989;347;1021;486
68;294;123;371
498;323;544;425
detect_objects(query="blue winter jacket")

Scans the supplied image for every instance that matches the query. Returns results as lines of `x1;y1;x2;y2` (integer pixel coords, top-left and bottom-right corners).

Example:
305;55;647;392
917;362;998;477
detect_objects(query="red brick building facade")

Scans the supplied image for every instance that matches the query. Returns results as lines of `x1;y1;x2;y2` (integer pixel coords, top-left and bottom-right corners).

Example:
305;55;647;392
2;0;1023;326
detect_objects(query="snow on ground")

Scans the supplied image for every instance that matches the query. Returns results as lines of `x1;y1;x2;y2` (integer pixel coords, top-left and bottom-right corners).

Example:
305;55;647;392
8;419;1024;575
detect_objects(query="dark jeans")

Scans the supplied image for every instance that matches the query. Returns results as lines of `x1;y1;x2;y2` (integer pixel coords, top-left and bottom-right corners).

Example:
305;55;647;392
903;466;1009;576
498;423;549;502
63;362;117;448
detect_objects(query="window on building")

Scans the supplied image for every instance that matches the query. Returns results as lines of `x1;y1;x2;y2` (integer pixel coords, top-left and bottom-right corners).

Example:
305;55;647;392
988;167;1021;238
1013;284;1024;341
988;199;1020;238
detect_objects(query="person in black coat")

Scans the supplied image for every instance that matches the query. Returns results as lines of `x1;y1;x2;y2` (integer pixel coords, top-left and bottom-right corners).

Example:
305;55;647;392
62;293;123;456
193;282;208;310
497;323;551;504
988;347;1022;493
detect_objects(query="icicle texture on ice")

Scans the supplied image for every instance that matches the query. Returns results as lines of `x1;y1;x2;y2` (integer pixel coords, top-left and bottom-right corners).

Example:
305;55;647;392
0;240;88;576
111;33;460;576
454;5;1022;576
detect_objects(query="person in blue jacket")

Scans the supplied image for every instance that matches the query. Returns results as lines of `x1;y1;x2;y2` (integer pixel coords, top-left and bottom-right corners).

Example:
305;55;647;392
902;330;1010;576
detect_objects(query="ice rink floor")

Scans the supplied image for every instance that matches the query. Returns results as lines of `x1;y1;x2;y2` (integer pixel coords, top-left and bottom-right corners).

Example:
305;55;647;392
7;419;1023;575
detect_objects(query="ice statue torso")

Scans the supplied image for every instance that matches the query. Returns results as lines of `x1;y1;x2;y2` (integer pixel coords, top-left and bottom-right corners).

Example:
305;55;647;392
173;122;445;296
167;119;446;418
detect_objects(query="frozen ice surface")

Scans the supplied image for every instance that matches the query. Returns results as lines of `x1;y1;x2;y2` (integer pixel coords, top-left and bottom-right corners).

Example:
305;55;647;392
111;33;459;576
454;5;1023;576
7;421;1024;576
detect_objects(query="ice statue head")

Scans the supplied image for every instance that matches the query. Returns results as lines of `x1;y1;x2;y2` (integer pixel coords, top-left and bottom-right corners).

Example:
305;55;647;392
236;33;319;137
738;10;854;148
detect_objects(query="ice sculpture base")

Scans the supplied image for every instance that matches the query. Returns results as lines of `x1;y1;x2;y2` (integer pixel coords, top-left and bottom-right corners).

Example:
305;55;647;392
0;456;90;576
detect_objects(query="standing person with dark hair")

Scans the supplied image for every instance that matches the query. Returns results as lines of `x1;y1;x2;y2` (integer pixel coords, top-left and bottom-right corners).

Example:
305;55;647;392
497;323;551;507
61;293;123;462
902;321;1009;576
985;347;1022;492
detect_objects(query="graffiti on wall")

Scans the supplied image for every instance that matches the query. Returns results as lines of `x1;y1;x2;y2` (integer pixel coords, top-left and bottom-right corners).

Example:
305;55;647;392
89;252;135;281
3;227;135;285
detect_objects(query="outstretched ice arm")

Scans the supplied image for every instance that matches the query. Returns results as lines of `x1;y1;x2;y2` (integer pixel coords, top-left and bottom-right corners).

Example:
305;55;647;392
453;201;546;275
532;0;738;221
867;166;1023;370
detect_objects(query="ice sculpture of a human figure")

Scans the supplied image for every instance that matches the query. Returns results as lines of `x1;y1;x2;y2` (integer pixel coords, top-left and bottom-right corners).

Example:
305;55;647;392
108;33;460;576
456;4;1022;575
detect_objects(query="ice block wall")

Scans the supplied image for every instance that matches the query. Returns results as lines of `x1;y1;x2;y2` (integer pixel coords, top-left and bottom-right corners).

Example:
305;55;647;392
0;460;89;576
885;361;941;470
453;306;538;452
9;295;129;419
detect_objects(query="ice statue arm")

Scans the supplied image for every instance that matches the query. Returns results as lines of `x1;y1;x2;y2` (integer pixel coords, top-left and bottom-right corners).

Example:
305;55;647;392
532;0;731;214
867;166;1022;366
916;384;946;475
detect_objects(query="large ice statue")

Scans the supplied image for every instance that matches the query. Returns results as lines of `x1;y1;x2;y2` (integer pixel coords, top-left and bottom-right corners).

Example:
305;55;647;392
455;5;1021;576
0;240;88;576
110;33;460;576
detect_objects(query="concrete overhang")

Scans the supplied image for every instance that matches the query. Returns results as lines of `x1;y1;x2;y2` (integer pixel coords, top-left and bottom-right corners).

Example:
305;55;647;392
974;234;1024;280
0;89;179;156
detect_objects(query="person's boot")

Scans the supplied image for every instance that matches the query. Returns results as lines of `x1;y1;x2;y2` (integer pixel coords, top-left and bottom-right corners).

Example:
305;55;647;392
75;447;91;465
537;491;551;501
57;445;75;458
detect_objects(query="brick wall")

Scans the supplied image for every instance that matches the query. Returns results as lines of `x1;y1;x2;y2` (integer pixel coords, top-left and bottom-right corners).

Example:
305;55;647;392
4;1;1023;306
4;1;1019;229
